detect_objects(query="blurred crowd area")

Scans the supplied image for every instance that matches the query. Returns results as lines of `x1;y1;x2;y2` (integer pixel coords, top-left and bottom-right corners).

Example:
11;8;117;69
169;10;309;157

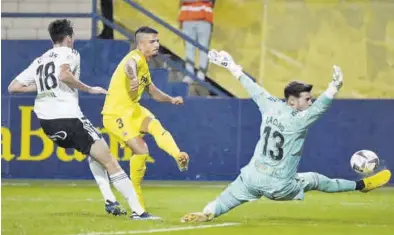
110;0;394;98
2;0;393;98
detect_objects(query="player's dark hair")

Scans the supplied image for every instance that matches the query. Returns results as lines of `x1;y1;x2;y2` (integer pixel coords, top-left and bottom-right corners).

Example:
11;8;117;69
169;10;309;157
48;19;74;44
135;26;158;43
284;81;313;100
135;26;158;36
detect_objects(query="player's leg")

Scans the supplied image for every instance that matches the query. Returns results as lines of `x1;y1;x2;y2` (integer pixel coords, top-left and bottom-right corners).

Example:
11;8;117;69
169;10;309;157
89;139;159;220
297;170;391;193
297;172;358;193
125;136;151;211
181;175;260;222
141;116;189;171
78;117;159;220
41;118;123;215
103;114;153;212
87;155;126;216
86;117;126;215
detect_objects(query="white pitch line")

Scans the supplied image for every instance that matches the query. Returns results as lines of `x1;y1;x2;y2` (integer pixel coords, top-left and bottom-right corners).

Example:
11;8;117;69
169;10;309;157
2;182;31;186
69;223;240;235
3;197;102;202
1;182;227;188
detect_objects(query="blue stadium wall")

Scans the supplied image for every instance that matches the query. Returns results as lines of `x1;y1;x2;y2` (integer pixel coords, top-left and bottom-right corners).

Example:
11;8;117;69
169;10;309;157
2;40;394;183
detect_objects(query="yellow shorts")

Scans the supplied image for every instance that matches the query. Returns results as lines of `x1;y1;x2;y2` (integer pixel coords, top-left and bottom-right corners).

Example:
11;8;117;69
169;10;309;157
103;104;155;145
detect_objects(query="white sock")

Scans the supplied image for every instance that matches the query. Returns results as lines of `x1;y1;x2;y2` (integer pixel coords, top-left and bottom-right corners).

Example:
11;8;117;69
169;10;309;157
88;156;117;202
109;171;145;215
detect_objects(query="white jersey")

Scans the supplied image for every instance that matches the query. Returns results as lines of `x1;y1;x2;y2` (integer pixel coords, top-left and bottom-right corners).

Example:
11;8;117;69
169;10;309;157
15;47;84;119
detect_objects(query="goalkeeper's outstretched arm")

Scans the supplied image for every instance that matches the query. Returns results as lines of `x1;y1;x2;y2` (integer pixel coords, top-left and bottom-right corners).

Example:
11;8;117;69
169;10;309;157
236;73;281;111
235;73;264;100
294;65;344;131
208;49;277;109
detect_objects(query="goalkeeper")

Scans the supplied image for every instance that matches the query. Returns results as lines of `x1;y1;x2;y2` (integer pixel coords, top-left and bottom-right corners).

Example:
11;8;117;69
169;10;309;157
181;50;391;223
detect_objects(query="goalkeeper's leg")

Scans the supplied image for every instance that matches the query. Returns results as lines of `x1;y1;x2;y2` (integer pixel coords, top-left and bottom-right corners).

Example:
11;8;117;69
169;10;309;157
297;172;361;193
181;175;260;222
141;117;189;171
298;170;391;193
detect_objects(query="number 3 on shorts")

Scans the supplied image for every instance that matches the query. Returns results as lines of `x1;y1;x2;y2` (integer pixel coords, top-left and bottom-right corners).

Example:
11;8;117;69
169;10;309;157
116;118;124;129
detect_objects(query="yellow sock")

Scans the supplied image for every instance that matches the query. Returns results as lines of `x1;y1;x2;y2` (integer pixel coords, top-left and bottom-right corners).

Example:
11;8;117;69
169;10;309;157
148;119;181;159
130;154;148;210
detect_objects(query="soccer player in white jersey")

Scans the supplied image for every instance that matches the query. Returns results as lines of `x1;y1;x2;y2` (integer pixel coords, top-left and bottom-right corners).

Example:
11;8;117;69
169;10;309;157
181;50;391;223
7;19;160;220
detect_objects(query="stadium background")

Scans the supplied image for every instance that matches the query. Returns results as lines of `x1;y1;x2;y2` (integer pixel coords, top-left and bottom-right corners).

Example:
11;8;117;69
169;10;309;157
1;0;394;183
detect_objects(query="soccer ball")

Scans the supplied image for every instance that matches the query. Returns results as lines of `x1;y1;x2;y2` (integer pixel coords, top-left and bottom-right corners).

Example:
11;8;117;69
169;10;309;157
350;150;379;175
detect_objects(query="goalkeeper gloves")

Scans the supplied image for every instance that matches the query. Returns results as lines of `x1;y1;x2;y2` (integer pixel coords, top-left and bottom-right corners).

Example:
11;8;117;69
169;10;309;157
329;65;343;91
208;49;244;78
325;65;343;98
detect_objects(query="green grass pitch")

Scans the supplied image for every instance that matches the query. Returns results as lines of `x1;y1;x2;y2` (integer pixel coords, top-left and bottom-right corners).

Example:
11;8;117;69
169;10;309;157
2;180;393;235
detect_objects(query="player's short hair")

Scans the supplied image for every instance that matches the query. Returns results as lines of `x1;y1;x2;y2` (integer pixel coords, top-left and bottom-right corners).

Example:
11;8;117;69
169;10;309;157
135;26;158;43
284;81;313;100
48;19;74;44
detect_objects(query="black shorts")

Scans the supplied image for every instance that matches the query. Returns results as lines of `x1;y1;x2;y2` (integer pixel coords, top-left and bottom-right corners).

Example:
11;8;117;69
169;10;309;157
39;117;102;155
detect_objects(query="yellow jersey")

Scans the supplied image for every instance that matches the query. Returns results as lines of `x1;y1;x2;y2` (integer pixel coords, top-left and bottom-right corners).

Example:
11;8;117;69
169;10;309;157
102;49;152;115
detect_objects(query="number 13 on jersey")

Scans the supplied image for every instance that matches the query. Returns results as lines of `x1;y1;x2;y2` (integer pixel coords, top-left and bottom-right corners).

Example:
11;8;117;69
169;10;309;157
262;126;285;160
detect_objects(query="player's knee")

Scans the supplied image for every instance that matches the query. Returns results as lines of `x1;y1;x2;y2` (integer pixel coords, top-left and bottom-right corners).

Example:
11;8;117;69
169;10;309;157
105;158;122;174
311;172;330;185
126;137;149;155
92;155;121;174
303;172;334;191
92;148;120;172
131;146;149;155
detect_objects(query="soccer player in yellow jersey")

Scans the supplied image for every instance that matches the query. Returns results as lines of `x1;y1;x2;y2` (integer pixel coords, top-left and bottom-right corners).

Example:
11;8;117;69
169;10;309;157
101;26;189;211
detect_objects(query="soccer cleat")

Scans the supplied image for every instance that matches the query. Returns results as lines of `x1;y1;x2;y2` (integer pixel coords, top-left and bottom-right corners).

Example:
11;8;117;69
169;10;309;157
130;212;161;220
361;169;391;192
176;152;190;172
105;200;127;216
180;212;213;223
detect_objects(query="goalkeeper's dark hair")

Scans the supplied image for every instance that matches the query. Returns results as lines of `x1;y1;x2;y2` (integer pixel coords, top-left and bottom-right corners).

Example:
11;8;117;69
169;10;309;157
135;26;158;43
284;81;313;100
48;19;74;44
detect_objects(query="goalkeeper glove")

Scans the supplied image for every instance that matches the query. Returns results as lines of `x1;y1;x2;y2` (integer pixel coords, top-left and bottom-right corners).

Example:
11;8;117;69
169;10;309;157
325;65;343;98
208;49;244;78
329;65;343;91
